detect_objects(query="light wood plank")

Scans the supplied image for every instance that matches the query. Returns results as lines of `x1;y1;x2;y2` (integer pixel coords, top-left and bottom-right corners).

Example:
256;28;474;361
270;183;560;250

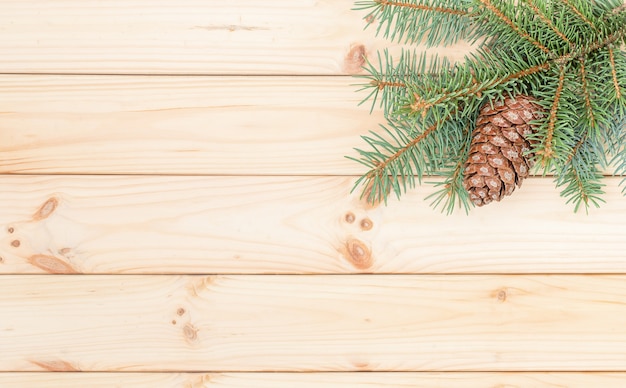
2;75;624;175
1;175;626;274
3;275;626;371
0;75;375;175
0;0;472;75
2;372;626;387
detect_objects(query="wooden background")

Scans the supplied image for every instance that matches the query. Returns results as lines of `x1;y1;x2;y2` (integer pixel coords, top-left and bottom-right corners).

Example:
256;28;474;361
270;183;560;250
1;1;626;387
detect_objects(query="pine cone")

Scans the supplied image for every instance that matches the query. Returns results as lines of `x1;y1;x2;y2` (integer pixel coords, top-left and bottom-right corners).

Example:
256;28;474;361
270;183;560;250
463;95;544;206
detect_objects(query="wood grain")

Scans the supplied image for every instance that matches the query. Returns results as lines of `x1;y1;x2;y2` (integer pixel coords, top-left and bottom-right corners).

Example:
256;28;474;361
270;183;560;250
2;372;626;387
0;75;375;175
3;275;626;371
2;75;624;176
1;175;626;274
0;0;473;75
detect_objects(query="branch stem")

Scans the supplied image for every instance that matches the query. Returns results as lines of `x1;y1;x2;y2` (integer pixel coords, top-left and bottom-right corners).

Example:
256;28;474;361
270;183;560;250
566;134;588;165
541;65;567;161
374;0;467;15
409;63;550;114
608;47;623;100
372;80;406;90
579;58;596;128
366;120;442;181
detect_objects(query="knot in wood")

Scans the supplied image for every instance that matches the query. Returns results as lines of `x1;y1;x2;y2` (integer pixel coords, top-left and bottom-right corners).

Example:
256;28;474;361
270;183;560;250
34;197;59;221
343;44;366;74
344;238;372;270
183;323;199;343
496;289;507;302
28;254;78;274
360;218;373;231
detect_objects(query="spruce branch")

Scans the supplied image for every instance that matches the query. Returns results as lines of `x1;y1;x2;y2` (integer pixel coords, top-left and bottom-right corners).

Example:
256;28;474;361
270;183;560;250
608;47;623;100
355;0;473;46
406;59;551;118
556;139;606;212
610;116;626;193
375;0;468;15
558;0;597;31
565;133;587;165
352;0;626;212
426;158;472;214
358;49;458;119
537;64;567;163
475;0;552;54
359;27;623;120
351;119;441;205
552;26;625;65
577;58;597;129
425;123;474;214
558;163;605;213
373;80;406;89
522;0;573;48
356;50;413;116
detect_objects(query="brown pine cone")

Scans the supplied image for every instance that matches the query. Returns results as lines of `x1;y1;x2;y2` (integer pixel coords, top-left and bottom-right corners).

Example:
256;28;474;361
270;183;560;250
463;95;544;207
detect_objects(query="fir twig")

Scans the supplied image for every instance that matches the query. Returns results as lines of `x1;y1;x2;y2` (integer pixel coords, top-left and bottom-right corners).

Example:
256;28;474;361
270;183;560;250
539;65;567;163
476;0;552;54
564;167;605;213
352;0;626;212
357;119;438;203
558;0;596;31
373;80;406;89
355;0;473;45
608;47;623;100
426;123;474;214
557;139;605;212
523;0;573;47
554;29;625;64
565;134;587;165
407;61;551;116
375;0;468;15
578;58;596;129
375;122;439;171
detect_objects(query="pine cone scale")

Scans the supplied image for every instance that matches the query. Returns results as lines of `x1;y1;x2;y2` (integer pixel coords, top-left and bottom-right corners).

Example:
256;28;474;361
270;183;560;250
491;115;511;127
481;124;499;135
487;153;507;168
501;128;523;143
501;110;526;125
469;153;487;164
